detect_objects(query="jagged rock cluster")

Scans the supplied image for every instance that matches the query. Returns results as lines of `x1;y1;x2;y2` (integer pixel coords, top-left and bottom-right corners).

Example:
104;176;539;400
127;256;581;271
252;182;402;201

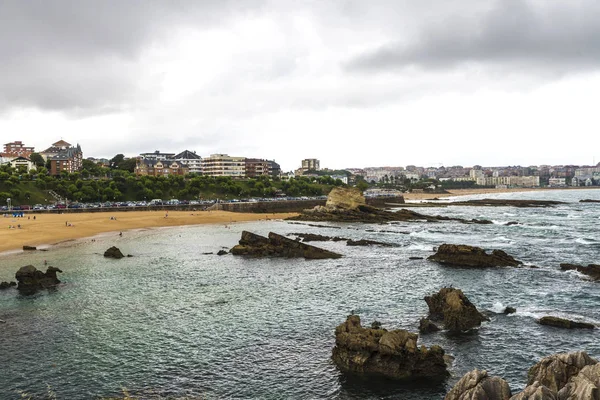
445;351;600;400
428;244;522;268
230;231;342;259
104;246;125;259
423;287;489;334
15;265;62;295
331;315;449;380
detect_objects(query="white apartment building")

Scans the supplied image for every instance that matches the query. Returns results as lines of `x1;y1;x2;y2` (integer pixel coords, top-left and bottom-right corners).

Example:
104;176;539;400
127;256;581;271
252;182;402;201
201;154;246;177
476;176;540;187
174;150;202;174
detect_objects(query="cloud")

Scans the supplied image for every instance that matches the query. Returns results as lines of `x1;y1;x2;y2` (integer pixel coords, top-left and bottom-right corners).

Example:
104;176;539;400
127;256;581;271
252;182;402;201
346;0;600;75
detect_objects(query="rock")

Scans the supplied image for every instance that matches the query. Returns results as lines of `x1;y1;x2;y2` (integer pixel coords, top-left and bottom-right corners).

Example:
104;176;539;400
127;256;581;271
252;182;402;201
580;199;600;203
526;351;597;393
217;250;228;256
424;287;489;333
15;265;63;295
505;221;519;226
22;245;37;251
409;257;424;260
504;307;517;315
419;318;441;334
538;316;595;329
104;246;125;259
445;369;512;400
557;363;600;399
560;263;600;281
346;239;392;247
510;381;557;400
230;231;342;260
0;281;17;290
371;321;382;329
428;244;522;268
325;187;366;210
293;233;348;242
331;315;449;381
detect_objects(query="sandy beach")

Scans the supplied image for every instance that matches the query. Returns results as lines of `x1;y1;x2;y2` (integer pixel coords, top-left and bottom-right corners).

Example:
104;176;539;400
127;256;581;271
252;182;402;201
0;210;298;254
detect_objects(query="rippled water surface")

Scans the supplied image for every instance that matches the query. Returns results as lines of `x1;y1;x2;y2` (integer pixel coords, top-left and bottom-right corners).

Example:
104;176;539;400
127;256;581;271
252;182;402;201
1;189;599;399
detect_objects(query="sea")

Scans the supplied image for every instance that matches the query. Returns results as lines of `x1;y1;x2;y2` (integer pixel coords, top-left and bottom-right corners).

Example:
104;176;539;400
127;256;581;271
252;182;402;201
0;189;599;399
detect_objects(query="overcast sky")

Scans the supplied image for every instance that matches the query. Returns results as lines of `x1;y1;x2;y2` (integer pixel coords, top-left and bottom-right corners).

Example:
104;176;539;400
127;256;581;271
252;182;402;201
1;0;599;171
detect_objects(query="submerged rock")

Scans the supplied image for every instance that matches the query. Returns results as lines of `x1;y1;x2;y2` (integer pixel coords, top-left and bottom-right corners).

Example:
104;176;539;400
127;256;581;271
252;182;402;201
580;199;600;203
0;281;17;290
538;316;595;329
331;315;449;381
424;287;489;333
428;244;522;268
346;239;392;247
15;265;62;295
293;233;348;242
104;246;125;259
445;369;512;400
560;263;600;281
217;250;228;256
504;307;517;315
230;231;342;260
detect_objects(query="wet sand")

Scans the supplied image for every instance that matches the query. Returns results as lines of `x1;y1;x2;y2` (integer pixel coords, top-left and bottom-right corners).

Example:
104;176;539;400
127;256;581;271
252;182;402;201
0;210;297;254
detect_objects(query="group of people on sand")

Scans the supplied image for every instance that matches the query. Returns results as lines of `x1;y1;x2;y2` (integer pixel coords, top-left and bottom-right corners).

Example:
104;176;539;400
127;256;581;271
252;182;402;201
65;221;74;227
8;224;22;229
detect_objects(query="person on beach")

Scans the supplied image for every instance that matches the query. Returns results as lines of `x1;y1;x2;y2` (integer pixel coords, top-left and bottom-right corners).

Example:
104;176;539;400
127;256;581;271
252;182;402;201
119;232;122;236
65;221;68;226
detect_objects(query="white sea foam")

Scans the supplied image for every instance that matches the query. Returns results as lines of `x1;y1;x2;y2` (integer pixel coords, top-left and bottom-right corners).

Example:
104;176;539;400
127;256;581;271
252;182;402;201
575;238;596;245
490;301;506;314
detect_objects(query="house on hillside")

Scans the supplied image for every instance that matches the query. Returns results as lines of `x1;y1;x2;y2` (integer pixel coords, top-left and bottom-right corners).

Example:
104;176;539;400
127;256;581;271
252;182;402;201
40;140;83;175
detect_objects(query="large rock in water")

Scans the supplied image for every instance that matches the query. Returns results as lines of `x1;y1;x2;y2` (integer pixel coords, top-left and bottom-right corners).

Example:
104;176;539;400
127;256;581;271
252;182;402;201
445;369;512;400
525;351;597;393
230;231;342;259
331;315;449;380
15;265;62;295
104;246;125;259
424;287;489;333
325;187;366;210
538;316;595;329
560;263;600;282
428;244;522;268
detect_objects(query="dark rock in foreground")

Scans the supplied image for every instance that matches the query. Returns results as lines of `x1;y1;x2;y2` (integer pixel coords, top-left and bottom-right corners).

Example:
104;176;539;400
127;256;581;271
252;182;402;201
560;263;600;281
538;316;595;329
428;244;522;268
444;369;512;400
230;231;342;259
104;246;125;259
22;245;36;251
0;281;17;290
504;307;517;315
332;315;449;381
424;287;489;333
445;351;599;399
15;265;62;295
346;239;392;247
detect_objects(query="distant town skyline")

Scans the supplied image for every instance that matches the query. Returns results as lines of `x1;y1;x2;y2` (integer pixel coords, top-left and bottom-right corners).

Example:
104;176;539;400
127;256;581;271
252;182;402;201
1;1;599;171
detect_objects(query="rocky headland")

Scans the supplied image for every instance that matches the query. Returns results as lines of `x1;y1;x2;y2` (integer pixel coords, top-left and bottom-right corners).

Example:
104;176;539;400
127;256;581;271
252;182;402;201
331;314;449;381
428;244;522;268
230;231;342;259
445;351;600;399
287;187;494;224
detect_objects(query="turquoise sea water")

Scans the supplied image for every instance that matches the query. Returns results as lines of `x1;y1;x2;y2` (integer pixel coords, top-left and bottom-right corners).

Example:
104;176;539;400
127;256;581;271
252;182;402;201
1;189;599;399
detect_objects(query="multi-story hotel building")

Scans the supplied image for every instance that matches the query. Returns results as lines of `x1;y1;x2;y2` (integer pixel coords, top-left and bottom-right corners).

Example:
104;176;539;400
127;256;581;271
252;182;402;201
135;159;189;177
2;141;35;158
40;140;83;175
245;158;281;178
174;150;202;174
201;154;246;177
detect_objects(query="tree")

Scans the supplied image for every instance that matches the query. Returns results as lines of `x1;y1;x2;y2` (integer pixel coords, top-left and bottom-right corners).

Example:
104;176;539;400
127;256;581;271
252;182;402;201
356;181;369;191
109;154;125;169
29;152;45;167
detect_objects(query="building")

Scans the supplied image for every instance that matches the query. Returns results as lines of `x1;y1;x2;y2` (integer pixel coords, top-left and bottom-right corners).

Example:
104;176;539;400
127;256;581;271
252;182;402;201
476;176;540;187
174;150;202;174
548;177;567;187
40;140;83;175
245;158;281;178
202;154;246;177
140;150;176;161
301;158;320;172
9;156;35;172
2;141;35;158
135;159;189;176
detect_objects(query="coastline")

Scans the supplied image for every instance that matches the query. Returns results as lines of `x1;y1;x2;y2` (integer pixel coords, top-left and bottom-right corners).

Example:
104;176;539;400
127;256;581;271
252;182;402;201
0;210;298;255
1;186;598;255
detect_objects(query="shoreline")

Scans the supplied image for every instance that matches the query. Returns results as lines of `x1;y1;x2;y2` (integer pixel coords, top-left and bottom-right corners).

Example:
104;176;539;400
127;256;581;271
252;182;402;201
0;210;298;256
1;187;598;255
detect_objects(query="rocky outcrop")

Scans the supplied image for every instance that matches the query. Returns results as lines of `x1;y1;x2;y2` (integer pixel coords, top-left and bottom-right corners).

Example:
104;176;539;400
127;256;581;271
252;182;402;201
504;307;517;315
428;244;522;268
510;381;557;400
292;233;348;242
557;363;600;399
346;239;392;247
217;250;228;256
104;246;125;259
580;199;600;203
15;265;62;295
538;316;595;329
525;351;597;393
424;287;489;333
445;369;512;400
0;281;17;290
560;263;600;281
230;231;342;259
326;187;367;210
22;245;37;251
331;315;449;380
419;318;440;334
